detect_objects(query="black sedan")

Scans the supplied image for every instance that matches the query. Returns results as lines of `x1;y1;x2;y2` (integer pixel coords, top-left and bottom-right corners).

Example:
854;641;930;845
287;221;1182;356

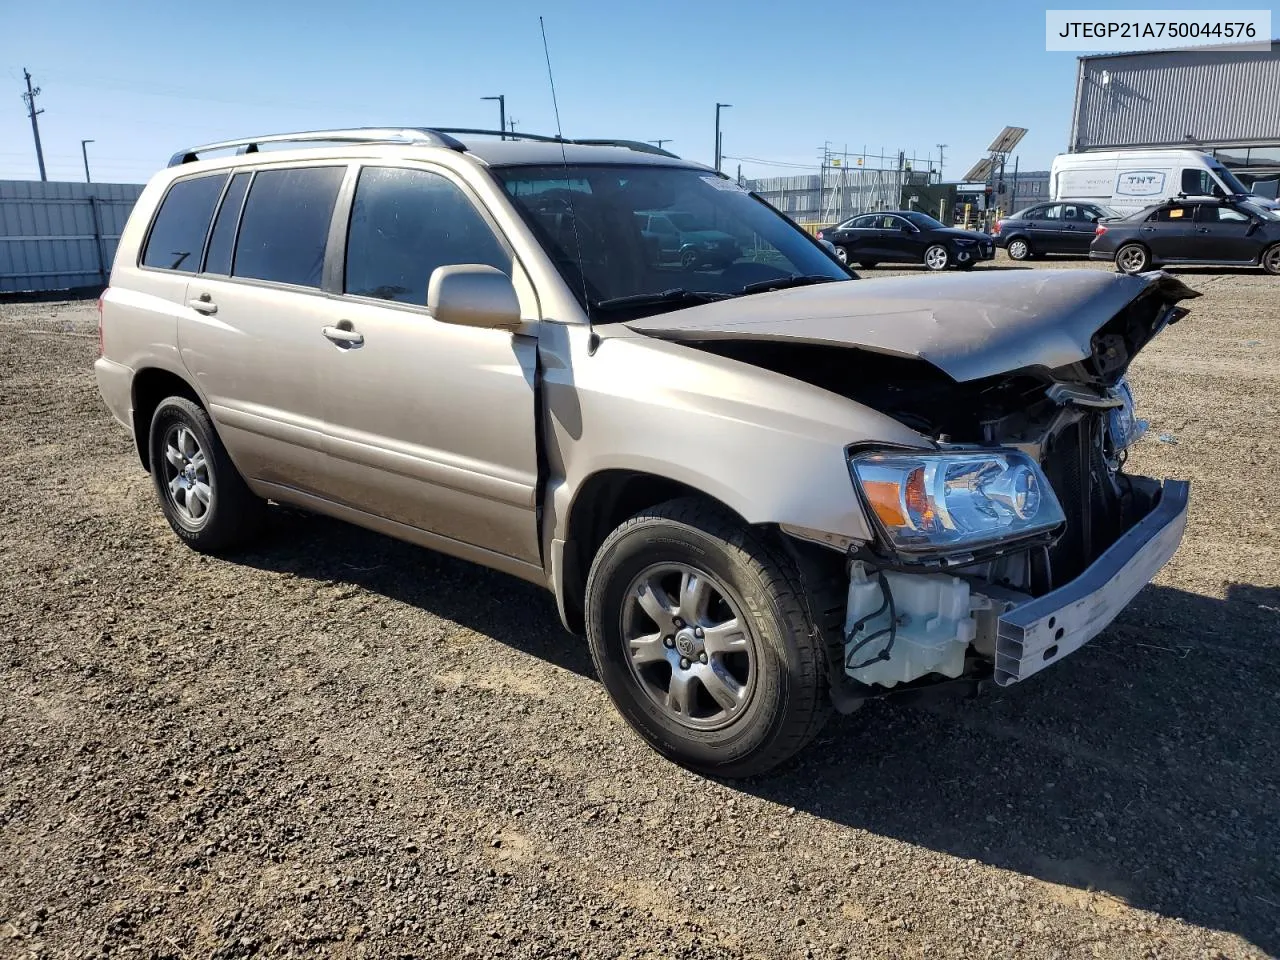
992;201;1119;260
1090;197;1280;275
817;211;994;271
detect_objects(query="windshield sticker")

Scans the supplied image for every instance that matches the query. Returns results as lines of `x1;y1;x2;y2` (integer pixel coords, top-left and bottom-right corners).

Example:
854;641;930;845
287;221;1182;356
701;176;748;193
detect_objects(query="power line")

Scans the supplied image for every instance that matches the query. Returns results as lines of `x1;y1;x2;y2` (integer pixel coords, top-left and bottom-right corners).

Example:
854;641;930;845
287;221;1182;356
21;68;47;182
722;154;817;170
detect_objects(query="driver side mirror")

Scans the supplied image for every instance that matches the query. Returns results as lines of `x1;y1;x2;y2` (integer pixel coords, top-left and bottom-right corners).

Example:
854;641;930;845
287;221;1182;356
428;264;521;331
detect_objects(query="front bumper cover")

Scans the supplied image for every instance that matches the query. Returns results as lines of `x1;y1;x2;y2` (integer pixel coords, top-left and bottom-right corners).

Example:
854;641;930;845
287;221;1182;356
994;478;1190;685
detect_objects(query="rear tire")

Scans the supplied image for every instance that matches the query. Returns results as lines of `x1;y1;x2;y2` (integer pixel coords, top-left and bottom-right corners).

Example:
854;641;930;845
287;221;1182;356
584;498;830;778
1262;243;1280;276
1006;237;1032;261
834;245;850;264
148;396;266;553
1115;243;1150;275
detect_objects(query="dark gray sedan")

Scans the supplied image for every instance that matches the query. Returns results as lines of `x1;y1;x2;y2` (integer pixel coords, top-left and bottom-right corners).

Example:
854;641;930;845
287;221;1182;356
992;202;1119;260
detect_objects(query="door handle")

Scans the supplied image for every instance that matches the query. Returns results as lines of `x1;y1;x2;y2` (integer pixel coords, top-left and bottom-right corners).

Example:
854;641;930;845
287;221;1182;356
1196;227;1210;233
188;293;217;315
322;325;364;348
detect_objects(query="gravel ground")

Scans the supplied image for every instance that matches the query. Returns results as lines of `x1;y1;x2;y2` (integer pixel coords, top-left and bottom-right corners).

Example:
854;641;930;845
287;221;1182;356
1;257;1278;960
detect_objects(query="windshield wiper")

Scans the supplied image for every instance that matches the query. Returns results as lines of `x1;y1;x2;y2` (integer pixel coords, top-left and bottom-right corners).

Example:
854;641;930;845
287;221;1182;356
593;288;732;311
736;274;843;296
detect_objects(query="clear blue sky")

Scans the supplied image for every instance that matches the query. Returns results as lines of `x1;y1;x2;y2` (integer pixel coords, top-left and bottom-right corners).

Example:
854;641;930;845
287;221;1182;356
2;0;1276;184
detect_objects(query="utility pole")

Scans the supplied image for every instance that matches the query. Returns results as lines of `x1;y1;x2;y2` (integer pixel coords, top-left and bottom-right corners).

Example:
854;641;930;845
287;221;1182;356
482;95;506;140
714;102;732;172
22;68;47;182
936;143;947;182
81;139;95;183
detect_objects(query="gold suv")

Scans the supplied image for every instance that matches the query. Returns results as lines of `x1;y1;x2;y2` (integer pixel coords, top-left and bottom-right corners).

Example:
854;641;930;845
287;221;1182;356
97;127;1193;776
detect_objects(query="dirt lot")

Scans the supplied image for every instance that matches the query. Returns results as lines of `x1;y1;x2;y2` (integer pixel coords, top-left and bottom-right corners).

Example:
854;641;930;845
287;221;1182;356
1;258;1278;960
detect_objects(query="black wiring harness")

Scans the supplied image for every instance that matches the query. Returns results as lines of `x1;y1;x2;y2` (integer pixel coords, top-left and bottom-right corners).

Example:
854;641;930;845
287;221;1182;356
843;569;899;673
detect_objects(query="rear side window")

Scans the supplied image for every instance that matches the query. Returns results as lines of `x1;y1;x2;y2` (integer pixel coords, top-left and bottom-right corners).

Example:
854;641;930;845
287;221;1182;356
233;167;345;288
1149;204;1193;222
344;166;509;305
203;172;251;276
141;174;226;272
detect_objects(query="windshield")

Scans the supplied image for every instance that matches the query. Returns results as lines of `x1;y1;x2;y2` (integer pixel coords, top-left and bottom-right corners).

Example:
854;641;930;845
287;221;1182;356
1212;164;1250;196
1240;201;1280;221
493;164;850;318
903;211;946;230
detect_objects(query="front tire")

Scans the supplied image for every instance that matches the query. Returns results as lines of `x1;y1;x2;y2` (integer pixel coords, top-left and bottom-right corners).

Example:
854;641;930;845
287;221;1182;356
1115;242;1150;275
924;244;950;271
1006;237;1032;261
585;498;830;778
149;396;265;553
858;261;878;269
1262;243;1280;276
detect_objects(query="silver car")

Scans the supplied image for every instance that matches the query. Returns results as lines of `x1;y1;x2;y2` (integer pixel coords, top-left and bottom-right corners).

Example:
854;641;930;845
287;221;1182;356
95;127;1193;777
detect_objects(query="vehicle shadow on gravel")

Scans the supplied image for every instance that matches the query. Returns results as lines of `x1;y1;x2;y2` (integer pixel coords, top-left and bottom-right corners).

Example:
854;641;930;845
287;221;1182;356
745;582;1280;954
236;505;595;679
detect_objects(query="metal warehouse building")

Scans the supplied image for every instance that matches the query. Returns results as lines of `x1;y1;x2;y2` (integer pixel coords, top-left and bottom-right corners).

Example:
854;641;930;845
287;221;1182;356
1069;41;1280;189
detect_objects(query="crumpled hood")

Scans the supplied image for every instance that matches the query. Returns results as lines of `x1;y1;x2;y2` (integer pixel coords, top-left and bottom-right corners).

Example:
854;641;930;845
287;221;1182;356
622;270;1198;383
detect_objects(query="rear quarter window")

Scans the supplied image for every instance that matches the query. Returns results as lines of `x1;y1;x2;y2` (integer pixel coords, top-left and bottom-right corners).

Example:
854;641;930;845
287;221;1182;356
140;174;227;272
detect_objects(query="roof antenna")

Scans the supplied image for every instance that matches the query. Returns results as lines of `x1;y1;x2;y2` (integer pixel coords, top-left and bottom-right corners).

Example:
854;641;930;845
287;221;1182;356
540;15;595;339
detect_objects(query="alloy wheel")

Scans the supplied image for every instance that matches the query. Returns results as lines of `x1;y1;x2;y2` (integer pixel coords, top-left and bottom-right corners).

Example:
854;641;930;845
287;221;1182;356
1263;245;1280;275
1008;239;1029;260
162;424;212;526
1117;245;1148;274
621;563;756;731
924;245;949;271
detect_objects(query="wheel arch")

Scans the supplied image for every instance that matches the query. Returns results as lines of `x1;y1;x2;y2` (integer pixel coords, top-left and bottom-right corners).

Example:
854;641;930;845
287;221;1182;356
130;367;204;471
555;469;752;635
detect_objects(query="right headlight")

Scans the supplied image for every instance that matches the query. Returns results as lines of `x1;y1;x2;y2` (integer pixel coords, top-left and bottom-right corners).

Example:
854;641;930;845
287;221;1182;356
849;450;1065;556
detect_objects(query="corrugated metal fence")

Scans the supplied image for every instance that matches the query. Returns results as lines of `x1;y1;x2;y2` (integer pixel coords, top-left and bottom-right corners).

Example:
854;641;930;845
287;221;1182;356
0;180;145;294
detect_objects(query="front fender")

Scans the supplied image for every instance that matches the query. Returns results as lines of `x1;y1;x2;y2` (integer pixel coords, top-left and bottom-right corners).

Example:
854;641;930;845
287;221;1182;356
540;323;931;547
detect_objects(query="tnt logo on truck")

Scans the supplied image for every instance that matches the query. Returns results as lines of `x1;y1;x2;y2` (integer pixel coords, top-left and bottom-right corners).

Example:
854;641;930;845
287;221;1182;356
1116;171;1166;197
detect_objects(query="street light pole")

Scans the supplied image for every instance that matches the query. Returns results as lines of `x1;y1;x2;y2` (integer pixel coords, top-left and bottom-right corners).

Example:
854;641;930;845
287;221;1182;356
81;139;95;183
714;103;732;172
482;95;506;140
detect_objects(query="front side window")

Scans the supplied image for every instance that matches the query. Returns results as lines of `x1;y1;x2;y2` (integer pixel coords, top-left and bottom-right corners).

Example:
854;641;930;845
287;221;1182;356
141;174;227;272
494;164;849;316
1180;168;1224;197
1202;205;1250;223
233;166;345;288
344;167;509;305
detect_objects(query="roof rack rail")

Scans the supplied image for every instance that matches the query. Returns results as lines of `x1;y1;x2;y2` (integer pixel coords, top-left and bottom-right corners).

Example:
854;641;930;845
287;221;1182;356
167;127;467;167
168;126;682;168
431;128;680;158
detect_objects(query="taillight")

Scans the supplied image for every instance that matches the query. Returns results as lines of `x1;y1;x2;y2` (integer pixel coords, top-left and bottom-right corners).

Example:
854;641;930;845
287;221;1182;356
97;290;106;357
1095;225;1108;236
992;221;1002;235
817;230;826;240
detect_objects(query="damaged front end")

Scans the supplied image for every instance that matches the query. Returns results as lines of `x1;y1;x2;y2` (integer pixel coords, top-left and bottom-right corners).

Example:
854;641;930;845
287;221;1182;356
629;270;1197;707
828;274;1194;705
